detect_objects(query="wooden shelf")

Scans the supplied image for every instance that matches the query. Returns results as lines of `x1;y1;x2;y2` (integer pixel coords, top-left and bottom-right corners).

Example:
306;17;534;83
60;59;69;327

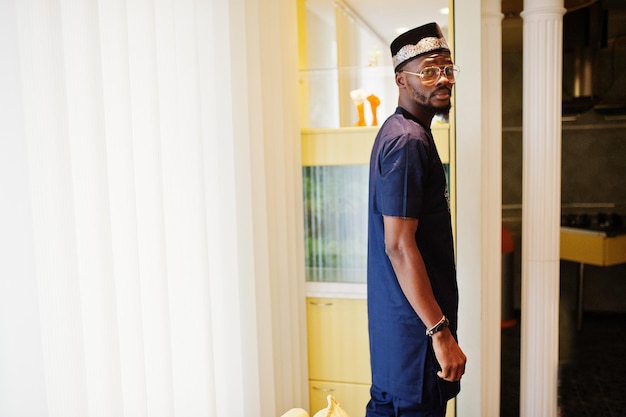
301;124;450;166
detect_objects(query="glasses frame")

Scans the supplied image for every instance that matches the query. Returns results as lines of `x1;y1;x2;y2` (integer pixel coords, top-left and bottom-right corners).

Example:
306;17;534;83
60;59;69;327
402;65;460;86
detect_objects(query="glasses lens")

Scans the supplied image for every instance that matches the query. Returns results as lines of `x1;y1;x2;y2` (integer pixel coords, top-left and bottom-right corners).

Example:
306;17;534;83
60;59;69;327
420;67;440;84
419;66;459;85
444;66;459;82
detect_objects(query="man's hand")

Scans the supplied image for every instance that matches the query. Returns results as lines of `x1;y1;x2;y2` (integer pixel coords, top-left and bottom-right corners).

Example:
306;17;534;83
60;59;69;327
431;329;466;382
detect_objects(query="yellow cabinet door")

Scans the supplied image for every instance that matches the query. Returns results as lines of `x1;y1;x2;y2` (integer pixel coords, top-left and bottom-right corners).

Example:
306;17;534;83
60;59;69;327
306;297;371;384
309;380;370;417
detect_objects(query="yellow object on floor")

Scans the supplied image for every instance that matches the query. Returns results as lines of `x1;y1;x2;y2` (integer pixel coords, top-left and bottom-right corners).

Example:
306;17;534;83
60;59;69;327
280;408;309;417
280;395;351;417
313;395;351;417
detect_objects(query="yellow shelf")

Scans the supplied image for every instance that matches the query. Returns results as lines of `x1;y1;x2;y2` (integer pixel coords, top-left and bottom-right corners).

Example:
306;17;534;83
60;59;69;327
301;124;450;166
301;127;377;166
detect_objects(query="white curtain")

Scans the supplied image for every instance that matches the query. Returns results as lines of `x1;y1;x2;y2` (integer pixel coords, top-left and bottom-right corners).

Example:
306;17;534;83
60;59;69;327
0;0;307;416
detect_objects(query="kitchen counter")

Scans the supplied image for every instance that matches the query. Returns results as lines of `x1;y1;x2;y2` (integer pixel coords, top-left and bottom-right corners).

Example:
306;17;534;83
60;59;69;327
560;226;626;328
560;226;626;266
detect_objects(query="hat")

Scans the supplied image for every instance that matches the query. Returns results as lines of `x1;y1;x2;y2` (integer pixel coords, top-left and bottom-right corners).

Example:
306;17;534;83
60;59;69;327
390;22;450;71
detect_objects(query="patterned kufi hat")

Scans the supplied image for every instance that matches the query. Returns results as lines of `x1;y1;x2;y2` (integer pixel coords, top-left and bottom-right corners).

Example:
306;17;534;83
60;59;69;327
390;22;450;72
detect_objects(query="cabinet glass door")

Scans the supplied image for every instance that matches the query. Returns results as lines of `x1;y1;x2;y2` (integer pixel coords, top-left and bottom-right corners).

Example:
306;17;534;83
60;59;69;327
303;164;368;283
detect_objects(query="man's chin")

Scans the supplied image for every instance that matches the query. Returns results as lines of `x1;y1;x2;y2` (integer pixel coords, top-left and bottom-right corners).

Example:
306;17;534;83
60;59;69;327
427;103;451;116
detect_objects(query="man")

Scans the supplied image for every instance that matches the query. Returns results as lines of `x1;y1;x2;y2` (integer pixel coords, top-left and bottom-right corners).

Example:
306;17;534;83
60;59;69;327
366;22;466;417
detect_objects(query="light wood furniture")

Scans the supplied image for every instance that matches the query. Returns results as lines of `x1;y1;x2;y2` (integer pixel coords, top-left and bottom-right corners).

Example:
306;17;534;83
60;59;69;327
301;125;450;167
560;227;626;328
306;297;370;417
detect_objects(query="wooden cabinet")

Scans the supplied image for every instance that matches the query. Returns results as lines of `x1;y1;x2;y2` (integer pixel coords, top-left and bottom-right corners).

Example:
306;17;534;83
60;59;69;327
306;295;456;417
306;297;370;416
299;3;456;415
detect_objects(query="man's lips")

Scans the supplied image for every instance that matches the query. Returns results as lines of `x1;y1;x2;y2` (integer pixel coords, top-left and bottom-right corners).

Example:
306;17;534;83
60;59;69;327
432;89;451;100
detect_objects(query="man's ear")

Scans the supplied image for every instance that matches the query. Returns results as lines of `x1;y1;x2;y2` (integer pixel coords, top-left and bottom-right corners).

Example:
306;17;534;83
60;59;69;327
395;71;406;88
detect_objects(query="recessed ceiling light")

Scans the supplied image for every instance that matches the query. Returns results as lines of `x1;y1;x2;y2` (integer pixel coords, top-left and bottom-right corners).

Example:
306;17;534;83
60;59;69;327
440;7;450;15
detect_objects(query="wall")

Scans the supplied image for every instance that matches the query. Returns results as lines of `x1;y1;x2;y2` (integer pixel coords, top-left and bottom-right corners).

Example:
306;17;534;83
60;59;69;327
502;18;626;313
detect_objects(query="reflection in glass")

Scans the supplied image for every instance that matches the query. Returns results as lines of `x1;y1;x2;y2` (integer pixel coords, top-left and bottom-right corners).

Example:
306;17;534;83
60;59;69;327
302;163;450;283
302;165;368;283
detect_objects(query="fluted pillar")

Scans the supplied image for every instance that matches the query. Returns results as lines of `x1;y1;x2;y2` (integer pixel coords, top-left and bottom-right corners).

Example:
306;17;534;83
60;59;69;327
520;1;565;416
481;1;503;416
453;0;503;415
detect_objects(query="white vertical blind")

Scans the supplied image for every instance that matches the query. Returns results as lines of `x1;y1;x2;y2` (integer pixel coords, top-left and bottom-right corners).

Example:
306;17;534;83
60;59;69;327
0;2;49;413
3;0;307;416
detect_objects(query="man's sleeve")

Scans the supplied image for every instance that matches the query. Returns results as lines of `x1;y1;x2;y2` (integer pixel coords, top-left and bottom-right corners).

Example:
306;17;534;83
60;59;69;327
378;135;428;218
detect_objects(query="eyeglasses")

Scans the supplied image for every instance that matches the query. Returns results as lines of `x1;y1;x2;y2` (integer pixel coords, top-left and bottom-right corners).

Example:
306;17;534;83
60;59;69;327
402;65;460;86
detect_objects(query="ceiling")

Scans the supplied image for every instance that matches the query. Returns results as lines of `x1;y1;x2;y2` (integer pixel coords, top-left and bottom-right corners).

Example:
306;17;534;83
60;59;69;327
316;0;626;50
339;0;450;45
306;0;450;47
346;0;597;39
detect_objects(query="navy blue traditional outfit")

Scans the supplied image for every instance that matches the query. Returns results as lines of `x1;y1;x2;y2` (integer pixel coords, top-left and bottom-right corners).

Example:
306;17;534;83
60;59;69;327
367;107;459;408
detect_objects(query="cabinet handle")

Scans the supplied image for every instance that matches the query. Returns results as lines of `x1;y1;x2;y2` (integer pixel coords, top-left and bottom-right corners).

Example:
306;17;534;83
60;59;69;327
312;386;336;392
309;301;334;306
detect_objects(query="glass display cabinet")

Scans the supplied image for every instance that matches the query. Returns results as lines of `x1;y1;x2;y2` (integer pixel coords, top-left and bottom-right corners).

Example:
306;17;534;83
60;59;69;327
298;0;452;287
301;125;450;286
297;1;454;415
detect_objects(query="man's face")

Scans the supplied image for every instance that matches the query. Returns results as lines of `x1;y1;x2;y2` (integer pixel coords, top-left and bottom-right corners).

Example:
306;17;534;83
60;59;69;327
401;52;455;115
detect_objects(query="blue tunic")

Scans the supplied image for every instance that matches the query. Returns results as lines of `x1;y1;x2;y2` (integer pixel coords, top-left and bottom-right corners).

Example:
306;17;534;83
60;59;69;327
367;107;459;404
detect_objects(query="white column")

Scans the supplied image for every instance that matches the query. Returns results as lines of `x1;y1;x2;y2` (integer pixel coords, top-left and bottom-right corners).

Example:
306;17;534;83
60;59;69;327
520;1;565;417
454;1;483;415
453;0;503;415
480;1;504;415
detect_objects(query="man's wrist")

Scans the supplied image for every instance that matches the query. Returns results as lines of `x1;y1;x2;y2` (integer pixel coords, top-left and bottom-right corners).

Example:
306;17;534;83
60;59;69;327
426;315;450;337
